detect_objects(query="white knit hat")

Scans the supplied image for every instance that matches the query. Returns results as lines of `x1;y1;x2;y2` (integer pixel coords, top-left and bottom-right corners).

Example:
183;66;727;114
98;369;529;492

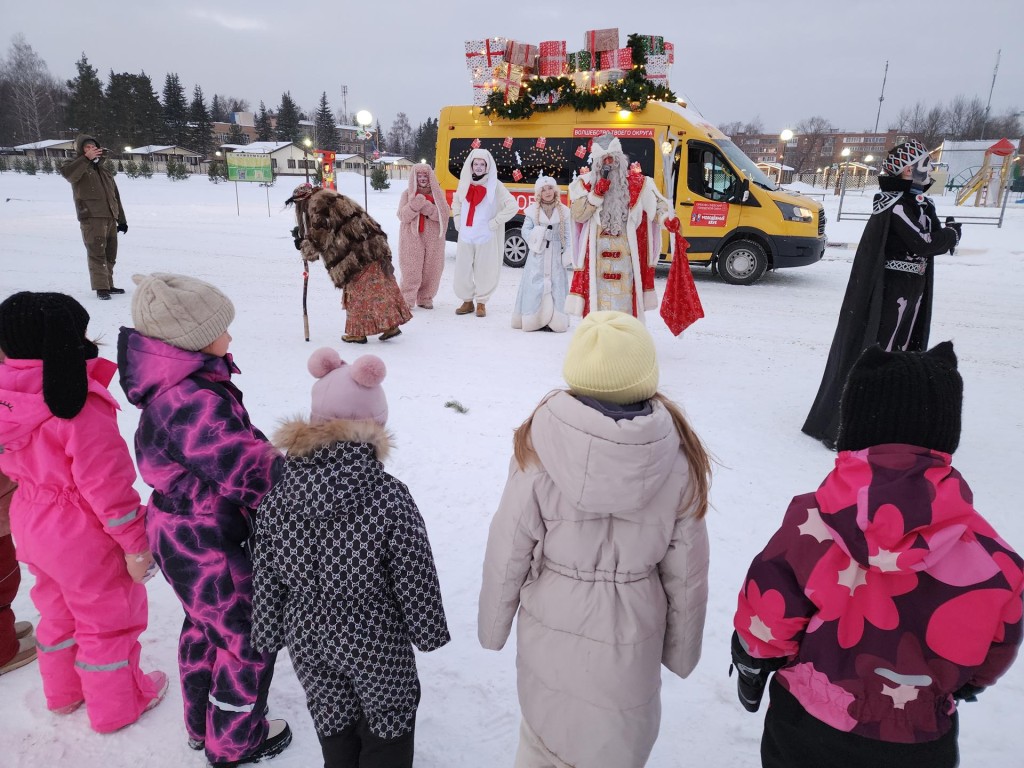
562;311;659;405
131;273;235;352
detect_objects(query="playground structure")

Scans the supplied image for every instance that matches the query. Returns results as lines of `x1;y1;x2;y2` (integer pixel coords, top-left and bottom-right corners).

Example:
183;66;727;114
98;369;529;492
951;138;1020;206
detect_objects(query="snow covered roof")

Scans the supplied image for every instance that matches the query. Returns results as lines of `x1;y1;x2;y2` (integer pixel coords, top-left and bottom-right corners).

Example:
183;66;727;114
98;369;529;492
374;155;412;165
221;141;294;154
127;145;174;154
14;139;73;150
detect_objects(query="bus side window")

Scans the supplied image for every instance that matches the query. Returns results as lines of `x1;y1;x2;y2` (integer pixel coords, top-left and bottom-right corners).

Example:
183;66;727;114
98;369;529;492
687;143;738;202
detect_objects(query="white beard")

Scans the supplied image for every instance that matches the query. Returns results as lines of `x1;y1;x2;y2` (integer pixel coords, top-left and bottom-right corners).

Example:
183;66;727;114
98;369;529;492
598;156;630;236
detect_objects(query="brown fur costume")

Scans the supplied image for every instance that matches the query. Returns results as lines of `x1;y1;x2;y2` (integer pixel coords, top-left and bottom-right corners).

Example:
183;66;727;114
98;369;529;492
293;187;396;288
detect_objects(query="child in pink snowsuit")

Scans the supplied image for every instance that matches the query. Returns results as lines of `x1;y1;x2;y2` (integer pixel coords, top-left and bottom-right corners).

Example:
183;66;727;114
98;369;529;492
0;291;167;733
396;163;449;310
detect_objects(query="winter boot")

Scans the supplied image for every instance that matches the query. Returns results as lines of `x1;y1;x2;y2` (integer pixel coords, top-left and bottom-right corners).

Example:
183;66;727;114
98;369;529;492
379;327;402;341
210;720;293;768
342;334;368;344
417;299;433;309
14;620;33;639
96;290;111;301
475;302;487;317
0;635;37;675
455;300;475;315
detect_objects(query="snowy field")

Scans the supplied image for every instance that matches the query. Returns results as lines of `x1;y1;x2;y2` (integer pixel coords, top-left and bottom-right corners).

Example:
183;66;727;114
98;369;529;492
1;169;1022;768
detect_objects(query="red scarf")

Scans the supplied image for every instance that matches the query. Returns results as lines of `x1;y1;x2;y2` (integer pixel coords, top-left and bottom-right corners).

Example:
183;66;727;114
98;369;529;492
419;193;434;233
464;184;487;226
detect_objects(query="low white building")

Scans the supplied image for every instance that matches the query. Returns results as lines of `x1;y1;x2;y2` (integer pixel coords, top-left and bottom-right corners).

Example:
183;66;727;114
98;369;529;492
221;141;315;177
125;145;205;174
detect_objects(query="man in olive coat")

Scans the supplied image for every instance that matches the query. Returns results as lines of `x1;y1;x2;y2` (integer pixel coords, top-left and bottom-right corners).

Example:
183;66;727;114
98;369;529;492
61;134;128;299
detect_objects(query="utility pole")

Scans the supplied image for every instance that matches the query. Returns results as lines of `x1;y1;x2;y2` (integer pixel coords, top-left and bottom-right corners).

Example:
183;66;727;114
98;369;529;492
341;85;349;123
980;50;1000;141
873;61;888;133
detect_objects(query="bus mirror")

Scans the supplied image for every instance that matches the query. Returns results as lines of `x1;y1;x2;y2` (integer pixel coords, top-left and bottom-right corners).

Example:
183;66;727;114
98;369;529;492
737;177;750;203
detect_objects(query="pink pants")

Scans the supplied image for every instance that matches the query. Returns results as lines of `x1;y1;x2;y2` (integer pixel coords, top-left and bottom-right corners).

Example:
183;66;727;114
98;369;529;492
27;533;159;732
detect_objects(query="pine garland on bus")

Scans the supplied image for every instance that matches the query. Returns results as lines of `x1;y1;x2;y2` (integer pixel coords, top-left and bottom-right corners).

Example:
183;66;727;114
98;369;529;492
481;33;677;120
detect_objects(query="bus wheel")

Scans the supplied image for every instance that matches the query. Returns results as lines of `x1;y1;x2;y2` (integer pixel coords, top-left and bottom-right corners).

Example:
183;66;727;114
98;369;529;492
503;227;528;268
717;240;767;285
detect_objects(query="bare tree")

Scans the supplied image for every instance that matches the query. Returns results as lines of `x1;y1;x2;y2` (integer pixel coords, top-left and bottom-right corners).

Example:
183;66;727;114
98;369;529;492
387;112;414;158
2;34;65;143
743;116;764;134
790;115;834;172
945;95;986;140
985;107;1022;141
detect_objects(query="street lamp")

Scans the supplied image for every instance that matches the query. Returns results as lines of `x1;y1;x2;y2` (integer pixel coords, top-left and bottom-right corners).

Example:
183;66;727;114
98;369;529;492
863;154;874;188
778;129;794;185
835;147;851;195
356;110;373;211
302;137;312;184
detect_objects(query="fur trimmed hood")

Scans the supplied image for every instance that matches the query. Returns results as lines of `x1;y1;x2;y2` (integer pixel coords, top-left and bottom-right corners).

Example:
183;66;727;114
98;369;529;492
272;416;393;461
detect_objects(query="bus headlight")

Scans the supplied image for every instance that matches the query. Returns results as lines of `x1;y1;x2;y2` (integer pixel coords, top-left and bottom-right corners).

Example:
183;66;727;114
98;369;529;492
774;201;813;222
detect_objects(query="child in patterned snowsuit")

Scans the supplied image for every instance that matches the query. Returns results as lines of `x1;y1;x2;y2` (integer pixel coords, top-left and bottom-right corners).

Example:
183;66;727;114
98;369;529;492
732;342;1023;768
252;348;450;768
117;273;291;768
0;292;166;732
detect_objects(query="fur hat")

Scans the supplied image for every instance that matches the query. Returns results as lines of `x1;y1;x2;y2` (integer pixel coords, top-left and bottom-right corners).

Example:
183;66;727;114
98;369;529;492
882;140;929;177
589;132;624;166
407;163;449;239
837;341;962;454
286;183;317;205
308;347;388;426
0;292;98;419
131;273;235;352
562;311;659;405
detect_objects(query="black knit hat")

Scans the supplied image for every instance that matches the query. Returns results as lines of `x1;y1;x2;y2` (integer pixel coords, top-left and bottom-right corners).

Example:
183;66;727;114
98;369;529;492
837;341;962;454
0;292;99;419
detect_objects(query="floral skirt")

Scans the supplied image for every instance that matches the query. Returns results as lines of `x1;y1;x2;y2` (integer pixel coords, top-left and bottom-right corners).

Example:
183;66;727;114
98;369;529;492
343;261;412;337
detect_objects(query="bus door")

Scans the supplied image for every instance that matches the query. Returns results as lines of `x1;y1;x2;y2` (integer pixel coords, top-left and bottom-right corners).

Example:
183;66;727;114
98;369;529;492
676;141;745;260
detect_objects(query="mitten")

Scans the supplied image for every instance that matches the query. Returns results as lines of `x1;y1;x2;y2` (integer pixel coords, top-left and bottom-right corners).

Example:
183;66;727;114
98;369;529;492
730;631;785;713
291;226;303;251
117;222;128;234
945;217;962;250
664;217;682;234
953;682;985;702
594;177;611;196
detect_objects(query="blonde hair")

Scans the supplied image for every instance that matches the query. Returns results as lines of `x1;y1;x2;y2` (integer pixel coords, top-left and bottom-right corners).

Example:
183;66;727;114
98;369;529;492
512;391;712;519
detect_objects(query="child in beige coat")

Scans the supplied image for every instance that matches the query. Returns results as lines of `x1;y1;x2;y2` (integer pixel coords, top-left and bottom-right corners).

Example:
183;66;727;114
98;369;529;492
479;310;712;768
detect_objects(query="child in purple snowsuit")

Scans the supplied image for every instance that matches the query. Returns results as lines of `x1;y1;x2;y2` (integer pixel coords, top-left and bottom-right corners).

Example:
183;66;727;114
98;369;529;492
117;273;292;768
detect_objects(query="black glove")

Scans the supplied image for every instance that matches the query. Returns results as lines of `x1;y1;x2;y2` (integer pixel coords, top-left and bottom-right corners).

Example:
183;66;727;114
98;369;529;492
945;217;961;253
730;630;785;713
291;226;303;251
953;682;985;702
117;222;128;234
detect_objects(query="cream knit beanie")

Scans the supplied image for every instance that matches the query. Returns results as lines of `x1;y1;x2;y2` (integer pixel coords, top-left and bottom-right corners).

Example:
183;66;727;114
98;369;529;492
562;311;659;405
131;273;235;352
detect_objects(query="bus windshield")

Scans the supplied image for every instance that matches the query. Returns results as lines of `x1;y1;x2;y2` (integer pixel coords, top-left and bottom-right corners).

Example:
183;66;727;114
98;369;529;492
717;139;778;190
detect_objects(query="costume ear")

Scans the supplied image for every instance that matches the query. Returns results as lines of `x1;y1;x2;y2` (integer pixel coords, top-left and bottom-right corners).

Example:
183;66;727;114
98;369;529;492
853;344;890;372
925;340;957;371
42;300;88;419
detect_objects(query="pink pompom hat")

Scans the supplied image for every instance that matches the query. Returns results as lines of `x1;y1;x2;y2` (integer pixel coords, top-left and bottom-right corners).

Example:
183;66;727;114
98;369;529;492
307;347;388;426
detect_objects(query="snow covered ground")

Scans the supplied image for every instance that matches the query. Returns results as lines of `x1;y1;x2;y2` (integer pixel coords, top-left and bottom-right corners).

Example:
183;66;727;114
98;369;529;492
1;169;1022;767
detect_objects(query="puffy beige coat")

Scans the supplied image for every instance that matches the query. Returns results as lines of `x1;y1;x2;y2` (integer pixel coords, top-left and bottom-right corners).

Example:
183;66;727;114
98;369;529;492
479;392;710;768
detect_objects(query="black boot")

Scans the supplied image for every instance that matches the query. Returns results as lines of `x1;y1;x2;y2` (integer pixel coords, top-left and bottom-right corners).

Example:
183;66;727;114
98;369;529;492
96;289;111;300
108;287;126;294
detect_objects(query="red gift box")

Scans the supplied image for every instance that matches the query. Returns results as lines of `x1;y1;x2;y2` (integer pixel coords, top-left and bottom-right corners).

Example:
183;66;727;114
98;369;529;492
471;138;481;149
538;40;567;77
575;145;588;159
503;136;514;148
512;169;523;181
664;41;675;64
536;137;547;149
583;28;619;57
600;47;633;71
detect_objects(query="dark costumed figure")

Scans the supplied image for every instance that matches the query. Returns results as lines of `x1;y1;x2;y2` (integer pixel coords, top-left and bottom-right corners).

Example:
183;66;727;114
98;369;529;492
802;140;962;449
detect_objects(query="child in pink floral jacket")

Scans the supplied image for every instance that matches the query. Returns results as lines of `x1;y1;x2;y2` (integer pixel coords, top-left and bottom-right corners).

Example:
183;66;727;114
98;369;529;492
732;342;1023;768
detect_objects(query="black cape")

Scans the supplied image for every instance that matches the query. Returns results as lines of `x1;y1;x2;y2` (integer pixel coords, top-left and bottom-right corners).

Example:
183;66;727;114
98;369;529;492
801;188;935;448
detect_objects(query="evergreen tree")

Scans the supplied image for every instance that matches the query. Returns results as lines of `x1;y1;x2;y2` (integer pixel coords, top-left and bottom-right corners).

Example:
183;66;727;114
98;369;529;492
275;92;302;143
210;94;227;123
188;84;214;156
255;101;273;141
65;53;105;136
370;163;390;190
131;72;164;147
227;122;246;144
105;72;164;152
375;119;386;154
387;112;413;158
161;73;189;146
413;117;438;166
313;92;340;151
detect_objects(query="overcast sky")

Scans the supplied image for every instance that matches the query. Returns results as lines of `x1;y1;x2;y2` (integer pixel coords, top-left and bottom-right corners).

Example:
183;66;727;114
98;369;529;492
6;0;1021;136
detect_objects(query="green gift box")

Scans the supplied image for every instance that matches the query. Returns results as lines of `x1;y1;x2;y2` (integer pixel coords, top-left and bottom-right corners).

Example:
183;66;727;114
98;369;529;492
635;34;665;56
567;50;593;73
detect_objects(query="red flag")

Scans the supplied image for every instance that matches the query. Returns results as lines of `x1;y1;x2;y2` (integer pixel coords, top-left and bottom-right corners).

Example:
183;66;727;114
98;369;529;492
660;234;704;335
